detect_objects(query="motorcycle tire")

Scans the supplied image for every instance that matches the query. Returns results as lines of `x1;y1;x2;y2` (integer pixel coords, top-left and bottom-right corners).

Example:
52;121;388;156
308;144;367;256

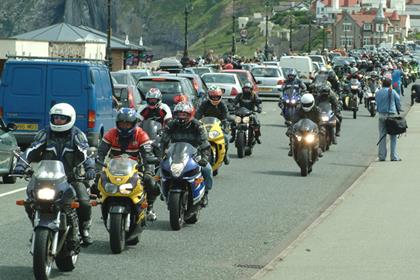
212;169;218;176
298;149;309;177
245;146;252;156
109;213;126;254
55;248;78;272
353;110;357;119
168;192;183;231
33;228;53;280
236;132;245;158
370;104;376;117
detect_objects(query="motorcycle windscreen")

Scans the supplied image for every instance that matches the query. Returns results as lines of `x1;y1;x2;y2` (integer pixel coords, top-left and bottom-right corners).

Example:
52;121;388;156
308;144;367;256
293;118;318;133
108;158;137;176
34;160;66;181
167;142;197;164
318;101;332;112
201;116;220;125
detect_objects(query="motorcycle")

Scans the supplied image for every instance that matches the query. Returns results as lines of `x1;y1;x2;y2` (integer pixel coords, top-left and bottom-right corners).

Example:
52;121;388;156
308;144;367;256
342;79;359;119
234;107;255;158
281;85;301;126
160;142;206;230
291;119;319;177
14;156;83;280
318;101;336;152
97;155;148;254
364;81;378;117
201;117;226;176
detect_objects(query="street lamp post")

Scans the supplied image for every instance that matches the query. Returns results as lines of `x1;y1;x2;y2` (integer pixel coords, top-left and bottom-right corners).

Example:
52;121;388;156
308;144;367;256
106;0;112;70
308;20;312;53
289;15;293;52
232;0;236;55
181;1;192;67
264;0;270;60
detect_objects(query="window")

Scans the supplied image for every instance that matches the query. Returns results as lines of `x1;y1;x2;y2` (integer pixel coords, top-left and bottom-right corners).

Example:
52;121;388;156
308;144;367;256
343;23;352;32
376;24;384;32
363;23;371;31
340;36;353;47
363;37;371;46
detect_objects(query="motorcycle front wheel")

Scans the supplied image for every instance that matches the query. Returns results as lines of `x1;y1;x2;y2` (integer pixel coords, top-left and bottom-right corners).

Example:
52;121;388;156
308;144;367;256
168;192;184;230
298;149;310;177
33;228;54;280
109;213;126;254
236;132;245;158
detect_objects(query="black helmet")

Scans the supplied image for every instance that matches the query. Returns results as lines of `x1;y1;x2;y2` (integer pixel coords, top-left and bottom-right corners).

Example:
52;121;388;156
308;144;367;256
116;107;138;138
320;85;331;96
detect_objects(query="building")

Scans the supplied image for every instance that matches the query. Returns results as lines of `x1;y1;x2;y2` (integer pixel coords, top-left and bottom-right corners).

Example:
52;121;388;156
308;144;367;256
3;22;151;71
406;0;420;32
332;4;410;49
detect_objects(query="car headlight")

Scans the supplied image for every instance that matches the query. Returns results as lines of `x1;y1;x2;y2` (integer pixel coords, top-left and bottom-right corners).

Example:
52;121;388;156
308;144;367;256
305;134;315;143
170;163;184;178
242;116;250;124
104;183;118;194
321;115;329;122
119;183;134;195
37;188;56;200
208;130;220;139
235;116;242;124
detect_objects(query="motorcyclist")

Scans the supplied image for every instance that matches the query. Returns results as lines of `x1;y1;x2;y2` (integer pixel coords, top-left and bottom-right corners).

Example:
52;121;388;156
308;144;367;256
231;82;262;144
316;85;341;143
287;94;323;158
160;102;213;207
138;88;172;126
97;108;159;222
195;85;231;165
284;69;307;92
13;103;96;247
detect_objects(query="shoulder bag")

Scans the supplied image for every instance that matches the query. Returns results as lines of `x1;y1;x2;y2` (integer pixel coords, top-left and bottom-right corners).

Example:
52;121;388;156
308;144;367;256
385;88;407;135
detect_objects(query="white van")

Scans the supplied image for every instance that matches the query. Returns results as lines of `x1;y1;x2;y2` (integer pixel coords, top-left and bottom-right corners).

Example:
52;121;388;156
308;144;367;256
279;56;314;85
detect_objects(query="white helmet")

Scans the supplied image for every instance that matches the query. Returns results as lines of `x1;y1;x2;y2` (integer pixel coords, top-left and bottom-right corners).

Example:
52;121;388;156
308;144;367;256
49;103;76;132
301;93;315;112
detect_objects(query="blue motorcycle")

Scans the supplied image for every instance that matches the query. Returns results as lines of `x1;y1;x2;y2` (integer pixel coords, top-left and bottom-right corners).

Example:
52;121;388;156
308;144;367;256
281;85;301;126
160;142;206;230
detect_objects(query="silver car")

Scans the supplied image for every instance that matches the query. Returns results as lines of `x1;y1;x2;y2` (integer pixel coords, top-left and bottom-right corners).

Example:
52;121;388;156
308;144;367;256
251;66;285;97
0;120;19;184
201;73;243;99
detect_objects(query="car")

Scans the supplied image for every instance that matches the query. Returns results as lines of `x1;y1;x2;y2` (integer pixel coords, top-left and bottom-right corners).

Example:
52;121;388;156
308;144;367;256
201;73;243;99
309;55;327;68
111;71;138;86
112;84;143;110
241;63;259;72
0;58;117;147
183;66;216;76
0;120;19;184
222;69;259;94
137;76;199;109
158;58;183;73
166;73;208;100
117;69;152;82
250;66;285;97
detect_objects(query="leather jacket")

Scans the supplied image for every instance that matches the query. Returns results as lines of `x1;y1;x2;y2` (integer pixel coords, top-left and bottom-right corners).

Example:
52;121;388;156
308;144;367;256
18;127;94;182
233;92;262;112
293;106;322;126
284;79;307;92
195;100;231;124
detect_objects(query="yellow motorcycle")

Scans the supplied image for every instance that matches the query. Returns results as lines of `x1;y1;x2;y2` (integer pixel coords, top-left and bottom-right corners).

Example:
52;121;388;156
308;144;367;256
97;156;148;254
201;116;226;176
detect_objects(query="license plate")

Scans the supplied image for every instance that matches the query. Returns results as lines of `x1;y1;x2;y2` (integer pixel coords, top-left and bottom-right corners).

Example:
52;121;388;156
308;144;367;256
258;87;272;92
16;123;38;131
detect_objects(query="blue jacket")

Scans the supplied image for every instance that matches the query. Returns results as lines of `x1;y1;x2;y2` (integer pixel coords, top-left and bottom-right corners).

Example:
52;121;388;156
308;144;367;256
375;87;401;114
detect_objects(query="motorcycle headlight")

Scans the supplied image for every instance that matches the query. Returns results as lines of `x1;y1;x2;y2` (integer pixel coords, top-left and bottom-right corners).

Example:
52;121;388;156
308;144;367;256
291;99;296;104
119;183;134;195
321;115;329;122
305;134;315;143
208;130;220;139
37;188;55;200
104;183;118;194
242;116;250;124
286;99;290;103
351;85;358;90
235;116;242;124
170;163;184;178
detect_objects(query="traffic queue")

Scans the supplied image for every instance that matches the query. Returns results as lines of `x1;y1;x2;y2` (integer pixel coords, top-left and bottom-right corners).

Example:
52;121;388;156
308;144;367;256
0;45;416;280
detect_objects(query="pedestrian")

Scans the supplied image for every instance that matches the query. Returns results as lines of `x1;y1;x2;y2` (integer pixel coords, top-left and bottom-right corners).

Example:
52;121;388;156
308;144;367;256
391;63;403;96
375;78;402;161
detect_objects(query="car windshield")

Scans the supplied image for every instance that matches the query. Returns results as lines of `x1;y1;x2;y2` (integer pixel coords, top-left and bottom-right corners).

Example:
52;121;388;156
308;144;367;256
229;72;249;85
310;56;322;63
137;80;182;94
111;73;129;84
251;68;279;78
202;74;235;84
34;160;66;181
131;72;149;81
194;68;211;75
108;158;137;176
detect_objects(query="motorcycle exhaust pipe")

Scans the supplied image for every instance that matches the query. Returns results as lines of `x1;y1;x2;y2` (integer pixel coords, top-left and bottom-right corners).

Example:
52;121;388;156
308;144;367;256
125;215;131;232
51;212;61;256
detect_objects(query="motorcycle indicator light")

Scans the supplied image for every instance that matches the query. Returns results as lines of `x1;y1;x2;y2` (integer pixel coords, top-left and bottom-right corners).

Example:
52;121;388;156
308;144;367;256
16;200;25;206
305;134;315;143
37;188;56;200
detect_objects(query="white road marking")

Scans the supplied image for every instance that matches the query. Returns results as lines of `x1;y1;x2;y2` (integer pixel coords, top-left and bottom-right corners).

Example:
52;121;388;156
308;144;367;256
0;187;26;198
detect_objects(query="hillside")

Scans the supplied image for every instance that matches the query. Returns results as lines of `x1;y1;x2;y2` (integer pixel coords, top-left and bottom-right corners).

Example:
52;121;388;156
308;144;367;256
0;0;318;58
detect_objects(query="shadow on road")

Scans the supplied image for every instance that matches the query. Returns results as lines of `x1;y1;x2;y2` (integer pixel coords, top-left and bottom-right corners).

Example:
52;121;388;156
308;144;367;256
146;220;170;231
0;266;33;279
262;123;286;128
82;240;112;255
254;170;298;177
329;162;369;168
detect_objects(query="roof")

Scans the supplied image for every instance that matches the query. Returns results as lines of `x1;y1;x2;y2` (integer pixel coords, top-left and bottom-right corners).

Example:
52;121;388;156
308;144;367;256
407;0;420;4
337;10;400;26
320;0;359;7
390;10;400;21
11;22;149;51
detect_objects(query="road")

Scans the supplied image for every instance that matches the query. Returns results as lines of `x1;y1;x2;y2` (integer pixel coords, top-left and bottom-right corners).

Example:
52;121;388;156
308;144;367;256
0;95;410;280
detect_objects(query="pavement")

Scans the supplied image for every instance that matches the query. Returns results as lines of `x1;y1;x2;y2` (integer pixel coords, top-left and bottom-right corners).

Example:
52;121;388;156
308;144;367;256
253;103;420;280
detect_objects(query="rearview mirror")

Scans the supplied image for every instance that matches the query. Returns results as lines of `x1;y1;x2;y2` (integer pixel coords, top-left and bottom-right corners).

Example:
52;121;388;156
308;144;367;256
87;147;98;158
256;80;262;84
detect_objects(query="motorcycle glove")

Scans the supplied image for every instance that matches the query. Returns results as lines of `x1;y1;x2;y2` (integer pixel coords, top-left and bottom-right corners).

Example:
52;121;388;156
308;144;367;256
13;164;26;175
198;158;208;167
85;168;96;180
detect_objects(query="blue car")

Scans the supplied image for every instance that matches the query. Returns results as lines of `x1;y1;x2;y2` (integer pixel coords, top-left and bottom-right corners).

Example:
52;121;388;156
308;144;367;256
0;58;117;147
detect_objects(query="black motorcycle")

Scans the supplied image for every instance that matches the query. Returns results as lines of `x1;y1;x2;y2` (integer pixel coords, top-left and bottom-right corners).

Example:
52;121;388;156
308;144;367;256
342;79;360;119
233;107;255;158
291;119;319;176
14;158;81;280
318;101;336;152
